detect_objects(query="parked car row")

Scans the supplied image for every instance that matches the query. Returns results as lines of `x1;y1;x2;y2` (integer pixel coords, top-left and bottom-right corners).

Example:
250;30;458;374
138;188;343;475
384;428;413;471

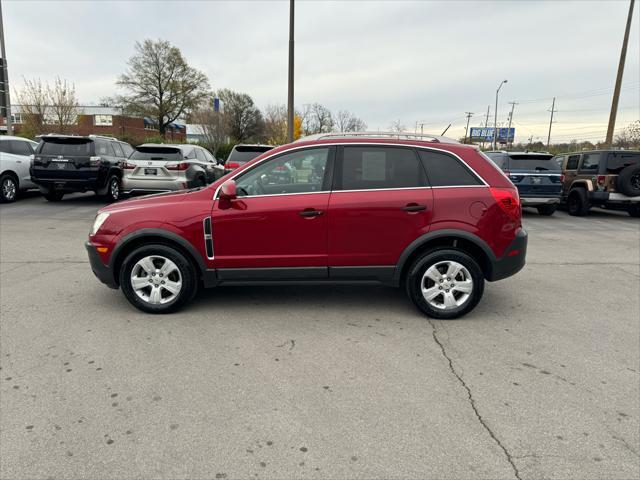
485;149;640;217
0;134;234;203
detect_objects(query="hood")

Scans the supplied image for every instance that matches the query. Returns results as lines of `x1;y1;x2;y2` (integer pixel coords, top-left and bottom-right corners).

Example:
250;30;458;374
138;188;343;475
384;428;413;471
99;187;209;214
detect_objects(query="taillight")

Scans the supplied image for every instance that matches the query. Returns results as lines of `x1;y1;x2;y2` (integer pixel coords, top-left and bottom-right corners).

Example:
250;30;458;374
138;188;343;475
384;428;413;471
490;187;521;224
225;162;240;170
166;162;189;171
123;162;136;170
596;175;606;189
560;173;565;183
89;156;102;167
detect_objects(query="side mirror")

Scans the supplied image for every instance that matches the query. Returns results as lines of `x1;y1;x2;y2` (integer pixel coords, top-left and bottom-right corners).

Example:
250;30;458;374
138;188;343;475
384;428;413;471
219;180;237;200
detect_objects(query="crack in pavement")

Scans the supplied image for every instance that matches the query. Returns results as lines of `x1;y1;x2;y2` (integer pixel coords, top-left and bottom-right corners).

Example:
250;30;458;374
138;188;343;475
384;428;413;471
428;320;523;480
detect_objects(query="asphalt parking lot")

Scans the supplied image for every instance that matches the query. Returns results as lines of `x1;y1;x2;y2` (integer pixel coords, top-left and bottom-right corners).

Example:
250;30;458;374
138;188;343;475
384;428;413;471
1;193;638;480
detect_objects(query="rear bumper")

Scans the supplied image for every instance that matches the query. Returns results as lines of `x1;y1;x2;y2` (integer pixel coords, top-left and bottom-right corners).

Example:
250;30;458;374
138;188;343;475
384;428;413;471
589;191;640;204
33;178;101;193
122;175;186;194
85;242;118;289
521;197;560;206
488;228;528;282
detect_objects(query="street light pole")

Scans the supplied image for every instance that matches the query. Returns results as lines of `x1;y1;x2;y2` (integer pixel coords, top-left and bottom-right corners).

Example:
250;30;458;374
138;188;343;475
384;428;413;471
286;0;295;143
493;79;507;150
0;0;13;136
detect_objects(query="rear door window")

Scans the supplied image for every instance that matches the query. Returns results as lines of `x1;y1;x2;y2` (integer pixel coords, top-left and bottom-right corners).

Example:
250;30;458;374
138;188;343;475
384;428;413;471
337;146;426;190
566;155;580;170
9;140;33;156
606;152;640;174
579;153;600;173
418;150;482;186
0;141;11;154
111;142;124;157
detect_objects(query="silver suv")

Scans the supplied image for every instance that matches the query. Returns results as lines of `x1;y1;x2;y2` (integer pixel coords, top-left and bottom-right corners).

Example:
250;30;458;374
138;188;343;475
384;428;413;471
122;144;224;195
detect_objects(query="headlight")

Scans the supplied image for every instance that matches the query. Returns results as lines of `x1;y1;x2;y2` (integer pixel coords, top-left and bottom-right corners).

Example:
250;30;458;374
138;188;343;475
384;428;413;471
91;212;110;235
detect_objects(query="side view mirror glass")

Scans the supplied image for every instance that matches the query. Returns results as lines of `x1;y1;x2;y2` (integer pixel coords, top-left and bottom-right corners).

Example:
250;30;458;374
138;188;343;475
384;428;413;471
220;180;237;200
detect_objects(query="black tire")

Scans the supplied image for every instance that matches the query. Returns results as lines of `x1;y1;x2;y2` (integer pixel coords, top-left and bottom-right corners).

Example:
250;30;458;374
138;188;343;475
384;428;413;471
617;165;640;197
119;244;198;314
44;190;64;202
195;176;206;187
104;175;121;202
405;249;485;320
537;204;558;216
628;205;640;218
0;173;18;203
567;188;590;216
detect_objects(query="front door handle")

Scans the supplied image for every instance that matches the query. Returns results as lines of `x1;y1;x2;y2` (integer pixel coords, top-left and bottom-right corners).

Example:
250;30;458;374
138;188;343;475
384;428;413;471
299;208;324;218
402;203;427;212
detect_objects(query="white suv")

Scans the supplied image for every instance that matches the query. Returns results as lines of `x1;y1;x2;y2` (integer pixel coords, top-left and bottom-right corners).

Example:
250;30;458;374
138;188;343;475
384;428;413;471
0;136;39;203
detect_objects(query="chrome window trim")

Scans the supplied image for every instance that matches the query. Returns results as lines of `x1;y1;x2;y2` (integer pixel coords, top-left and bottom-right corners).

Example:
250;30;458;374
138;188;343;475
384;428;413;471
213;142;488;199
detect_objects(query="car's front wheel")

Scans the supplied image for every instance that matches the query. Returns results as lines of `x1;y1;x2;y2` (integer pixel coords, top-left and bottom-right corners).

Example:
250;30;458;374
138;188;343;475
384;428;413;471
119;244;198;314
405;249;485;320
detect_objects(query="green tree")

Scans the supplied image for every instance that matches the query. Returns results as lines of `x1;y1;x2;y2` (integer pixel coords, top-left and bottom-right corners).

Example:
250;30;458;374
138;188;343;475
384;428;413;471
117;39;210;137
217;88;264;142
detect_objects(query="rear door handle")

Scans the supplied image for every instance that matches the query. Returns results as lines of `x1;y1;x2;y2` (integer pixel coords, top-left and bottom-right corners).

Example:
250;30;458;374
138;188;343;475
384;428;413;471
299;209;324;218
402;204;427;212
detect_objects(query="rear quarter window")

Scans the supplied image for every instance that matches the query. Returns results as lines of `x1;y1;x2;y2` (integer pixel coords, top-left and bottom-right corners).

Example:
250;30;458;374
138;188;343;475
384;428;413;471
606;152;639;174
418;150;482;186
579;153;601;173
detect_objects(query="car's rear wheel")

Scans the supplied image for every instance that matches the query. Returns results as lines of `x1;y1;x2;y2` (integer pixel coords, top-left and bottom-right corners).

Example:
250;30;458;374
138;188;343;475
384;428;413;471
44;190;64;202
0;173;18;203
537;204;557;216
104;175;120;202
567;188;589;216
405;249;484;320
119;244;197;314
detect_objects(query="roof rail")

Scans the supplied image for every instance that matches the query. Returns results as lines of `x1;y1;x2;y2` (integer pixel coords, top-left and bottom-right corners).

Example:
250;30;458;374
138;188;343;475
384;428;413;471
295;131;460;144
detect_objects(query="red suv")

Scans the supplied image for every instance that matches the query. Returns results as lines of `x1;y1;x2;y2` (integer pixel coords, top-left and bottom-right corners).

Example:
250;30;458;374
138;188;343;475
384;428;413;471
86;134;527;319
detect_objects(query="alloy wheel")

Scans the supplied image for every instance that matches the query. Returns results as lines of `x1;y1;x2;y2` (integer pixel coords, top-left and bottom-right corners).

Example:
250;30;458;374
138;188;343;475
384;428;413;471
130;255;182;305
2;178;16;201
421;261;474;310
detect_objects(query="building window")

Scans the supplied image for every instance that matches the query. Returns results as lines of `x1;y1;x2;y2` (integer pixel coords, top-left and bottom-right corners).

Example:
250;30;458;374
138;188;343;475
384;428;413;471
10;113;23;124
94;114;113;126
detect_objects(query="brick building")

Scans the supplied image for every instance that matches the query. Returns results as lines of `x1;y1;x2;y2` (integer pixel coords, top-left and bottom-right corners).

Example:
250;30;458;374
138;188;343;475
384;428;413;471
1;105;186;144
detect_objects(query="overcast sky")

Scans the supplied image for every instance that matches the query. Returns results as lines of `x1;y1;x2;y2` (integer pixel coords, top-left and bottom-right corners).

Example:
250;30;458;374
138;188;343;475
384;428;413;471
3;0;639;143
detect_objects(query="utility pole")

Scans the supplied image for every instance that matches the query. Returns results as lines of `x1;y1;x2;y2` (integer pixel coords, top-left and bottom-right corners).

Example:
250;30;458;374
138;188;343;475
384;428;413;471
463;112;473;144
547;97;557;149
482;105;490;149
494;79;508;150
528;135;534;148
606;0;635;146
0;0;12;136
506;101;517;149
286;0;295;143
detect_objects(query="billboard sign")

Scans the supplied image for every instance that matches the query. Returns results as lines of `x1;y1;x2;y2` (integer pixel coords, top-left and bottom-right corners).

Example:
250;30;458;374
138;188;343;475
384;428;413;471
469;127;515;143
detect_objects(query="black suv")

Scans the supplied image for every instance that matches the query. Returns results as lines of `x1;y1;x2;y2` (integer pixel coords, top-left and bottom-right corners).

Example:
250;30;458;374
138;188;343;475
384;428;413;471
31;135;133;202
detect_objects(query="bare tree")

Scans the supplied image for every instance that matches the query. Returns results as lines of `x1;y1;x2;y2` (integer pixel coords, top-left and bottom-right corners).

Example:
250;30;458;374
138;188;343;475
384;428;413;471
614;120;640;149
335;110;367;132
117;39;210;137
14;76;79;136
263;104;288;145
190;99;227;156
389;119;406;134
217;88;264;142
47;77;79;134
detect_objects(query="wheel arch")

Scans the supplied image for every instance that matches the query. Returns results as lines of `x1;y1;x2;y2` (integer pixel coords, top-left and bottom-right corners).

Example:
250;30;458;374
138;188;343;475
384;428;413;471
394;230;496;286
109;229;206;287
1;169;19;187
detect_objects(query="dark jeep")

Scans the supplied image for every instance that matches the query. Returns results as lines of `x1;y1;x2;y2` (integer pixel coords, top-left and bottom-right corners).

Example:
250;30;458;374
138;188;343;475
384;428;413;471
558;150;640;217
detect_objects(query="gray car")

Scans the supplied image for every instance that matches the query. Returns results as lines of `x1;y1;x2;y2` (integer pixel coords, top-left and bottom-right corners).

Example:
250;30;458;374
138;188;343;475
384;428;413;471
122;144;224;195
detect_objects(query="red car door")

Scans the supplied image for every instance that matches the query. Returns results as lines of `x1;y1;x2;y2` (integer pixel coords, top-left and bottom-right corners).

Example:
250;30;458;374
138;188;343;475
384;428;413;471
212;147;333;272
328;145;433;267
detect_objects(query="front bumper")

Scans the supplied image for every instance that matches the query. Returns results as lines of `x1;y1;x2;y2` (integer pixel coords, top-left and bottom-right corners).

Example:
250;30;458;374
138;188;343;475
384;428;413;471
85;242;118;289
488;228;528;282
521;197;560;206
